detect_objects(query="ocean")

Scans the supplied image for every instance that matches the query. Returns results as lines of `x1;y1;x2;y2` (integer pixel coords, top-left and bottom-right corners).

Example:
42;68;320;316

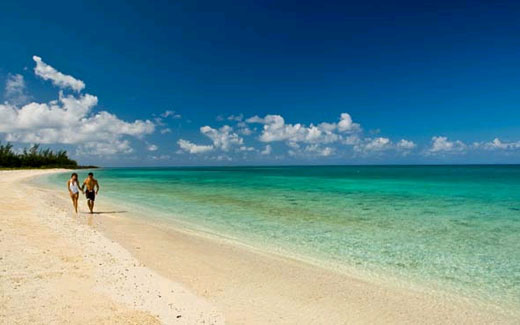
40;165;520;309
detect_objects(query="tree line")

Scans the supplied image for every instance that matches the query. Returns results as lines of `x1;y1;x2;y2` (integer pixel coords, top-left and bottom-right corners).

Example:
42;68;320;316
0;142;78;168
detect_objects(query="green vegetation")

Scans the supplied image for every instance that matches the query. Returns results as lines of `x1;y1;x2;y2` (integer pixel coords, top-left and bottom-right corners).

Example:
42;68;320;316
0;143;78;168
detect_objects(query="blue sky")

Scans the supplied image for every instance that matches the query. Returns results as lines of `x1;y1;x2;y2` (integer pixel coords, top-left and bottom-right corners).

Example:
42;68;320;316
1;0;519;166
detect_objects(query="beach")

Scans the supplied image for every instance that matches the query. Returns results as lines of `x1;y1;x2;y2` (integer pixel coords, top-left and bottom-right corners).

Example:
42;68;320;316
1;169;518;324
0;170;223;324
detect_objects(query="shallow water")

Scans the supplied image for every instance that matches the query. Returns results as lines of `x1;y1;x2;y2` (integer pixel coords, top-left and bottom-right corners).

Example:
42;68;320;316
42;165;520;308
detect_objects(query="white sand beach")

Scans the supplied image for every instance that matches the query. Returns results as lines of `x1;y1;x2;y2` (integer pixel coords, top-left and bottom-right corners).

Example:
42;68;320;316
1;169;518;324
0;170;223;324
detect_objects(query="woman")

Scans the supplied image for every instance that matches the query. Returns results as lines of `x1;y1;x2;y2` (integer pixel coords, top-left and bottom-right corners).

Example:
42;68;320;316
67;173;82;213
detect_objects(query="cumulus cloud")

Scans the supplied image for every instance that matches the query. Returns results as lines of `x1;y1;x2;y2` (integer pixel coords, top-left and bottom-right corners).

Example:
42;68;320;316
362;137;391;151
396;139;416;150
1;95;153;142
304;144;335;157
337;113;361;133
177;139;213;154
4;74;30;106
427;136;466;154
246;114;351;144
288;144;334;157
261;144;272;155
235;121;253;136
239;146;255;152
245;115;265;124
147;143;158;151
0;56;155;155
238;127;253;136
343;134;361;145
200;125;243;151
351;137;416;154
177;125;245;155
475;138;520;150
246;113;419;158
33;56;85;92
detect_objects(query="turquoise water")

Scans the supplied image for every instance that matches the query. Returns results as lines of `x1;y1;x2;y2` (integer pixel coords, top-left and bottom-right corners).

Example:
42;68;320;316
42;166;520;308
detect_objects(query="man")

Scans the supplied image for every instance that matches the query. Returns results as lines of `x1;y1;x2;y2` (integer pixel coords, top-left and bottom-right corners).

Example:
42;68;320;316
82;172;100;214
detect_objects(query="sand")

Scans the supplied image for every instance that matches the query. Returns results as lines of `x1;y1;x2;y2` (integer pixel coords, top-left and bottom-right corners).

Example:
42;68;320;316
0;170;223;324
1;169;518;324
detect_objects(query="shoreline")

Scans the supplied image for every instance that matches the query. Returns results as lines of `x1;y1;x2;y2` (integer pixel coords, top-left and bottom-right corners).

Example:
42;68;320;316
30;168;518;324
36;169;520;315
3;169;518;323
56;181;517;313
76;192;517;311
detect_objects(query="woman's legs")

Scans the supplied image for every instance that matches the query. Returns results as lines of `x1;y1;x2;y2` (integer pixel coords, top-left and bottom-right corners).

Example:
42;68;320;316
70;193;79;213
74;195;78;213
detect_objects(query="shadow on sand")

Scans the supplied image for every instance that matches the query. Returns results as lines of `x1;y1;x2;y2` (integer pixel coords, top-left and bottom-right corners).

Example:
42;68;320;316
84;211;128;215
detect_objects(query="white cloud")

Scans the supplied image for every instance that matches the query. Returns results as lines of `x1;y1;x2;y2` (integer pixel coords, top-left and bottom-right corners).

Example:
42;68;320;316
200;125;243;151
239;128;253;136
288;144;335;157
246;113;417;158
4;74;30;106
396;139;416;150
365;137;391;151
237;124;253;136
337;113;361;133
351;137;415;154
0;56;155;156
147;144;158;151
239;146;255;152
177;125;247;155
245;115;266;123
475;138;520;150
33;56;85;92
304;144;335;157
247;114;349;144
343;134;361;145
428;136;466;154
160;110;181;119
355;137;391;152
160;128;172;134
177;139;213;154
261;144;272;155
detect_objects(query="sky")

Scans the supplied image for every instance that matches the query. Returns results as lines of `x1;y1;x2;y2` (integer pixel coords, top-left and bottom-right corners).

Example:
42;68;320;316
0;0;519;166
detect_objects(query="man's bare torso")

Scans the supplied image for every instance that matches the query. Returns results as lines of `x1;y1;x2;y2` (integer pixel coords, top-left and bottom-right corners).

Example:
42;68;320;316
84;178;98;191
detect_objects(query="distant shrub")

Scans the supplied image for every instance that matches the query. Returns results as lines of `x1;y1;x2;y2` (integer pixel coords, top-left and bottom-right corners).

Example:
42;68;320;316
0;143;78;168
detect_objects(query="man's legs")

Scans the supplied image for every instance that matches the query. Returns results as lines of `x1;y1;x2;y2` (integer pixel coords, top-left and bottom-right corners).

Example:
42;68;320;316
87;199;94;214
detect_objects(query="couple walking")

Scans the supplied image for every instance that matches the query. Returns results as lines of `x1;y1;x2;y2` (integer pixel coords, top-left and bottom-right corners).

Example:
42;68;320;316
67;172;100;214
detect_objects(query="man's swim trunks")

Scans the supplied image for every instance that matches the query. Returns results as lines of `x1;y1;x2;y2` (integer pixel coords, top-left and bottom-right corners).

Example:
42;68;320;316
86;189;95;201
